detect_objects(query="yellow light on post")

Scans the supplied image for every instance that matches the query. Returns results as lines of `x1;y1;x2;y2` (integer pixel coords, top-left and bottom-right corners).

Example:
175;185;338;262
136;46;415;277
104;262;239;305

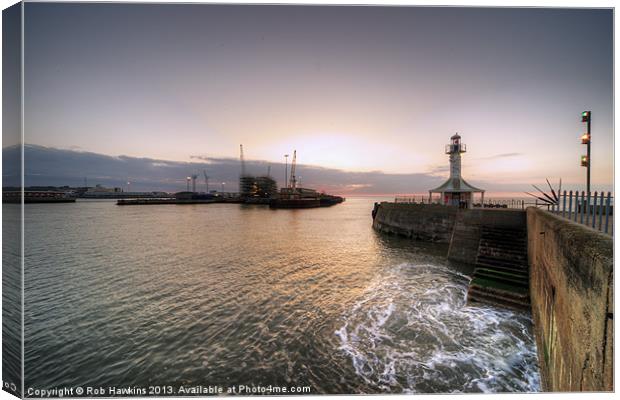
581;110;592;193
581;133;590;144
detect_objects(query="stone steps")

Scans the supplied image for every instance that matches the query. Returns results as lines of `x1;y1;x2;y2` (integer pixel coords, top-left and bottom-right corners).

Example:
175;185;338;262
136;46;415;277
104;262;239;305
474;268;529;287
478;253;525;263
467;226;530;311
479;237;526;248
479;240;526;249
475;261;527;275
479;235;526;245
481;226;528;237
479;242;525;251
476;256;527;270
467;283;531;311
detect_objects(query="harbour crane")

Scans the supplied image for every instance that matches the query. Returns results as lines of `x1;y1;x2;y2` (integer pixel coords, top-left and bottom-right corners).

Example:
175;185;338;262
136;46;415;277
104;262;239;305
284;154;289;188
288;150;297;191
191;174;198;193
240;144;247;177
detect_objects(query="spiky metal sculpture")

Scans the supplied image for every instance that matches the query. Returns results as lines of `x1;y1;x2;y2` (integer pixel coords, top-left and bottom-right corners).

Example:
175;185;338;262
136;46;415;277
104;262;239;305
524;178;562;207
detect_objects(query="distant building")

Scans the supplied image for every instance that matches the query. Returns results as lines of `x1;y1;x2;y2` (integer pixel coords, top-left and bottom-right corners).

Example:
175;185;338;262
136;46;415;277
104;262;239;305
174;191;215;200
429;133;485;208
80;184;170;199
240;175;278;199
86;184;123;193
280;187;318;199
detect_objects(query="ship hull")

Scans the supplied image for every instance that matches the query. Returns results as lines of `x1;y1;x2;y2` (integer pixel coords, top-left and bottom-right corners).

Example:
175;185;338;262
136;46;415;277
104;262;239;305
269;198;321;209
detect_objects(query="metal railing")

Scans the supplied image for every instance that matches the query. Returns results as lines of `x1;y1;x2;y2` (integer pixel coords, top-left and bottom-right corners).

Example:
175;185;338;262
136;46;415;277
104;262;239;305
394;196;417;203
474;199;526;209
394;196;441;204
551;190;613;235
393;192;614;236
394;196;527;208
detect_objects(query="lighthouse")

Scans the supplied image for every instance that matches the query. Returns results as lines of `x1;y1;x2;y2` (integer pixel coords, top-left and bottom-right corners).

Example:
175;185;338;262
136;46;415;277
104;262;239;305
428;133;485;208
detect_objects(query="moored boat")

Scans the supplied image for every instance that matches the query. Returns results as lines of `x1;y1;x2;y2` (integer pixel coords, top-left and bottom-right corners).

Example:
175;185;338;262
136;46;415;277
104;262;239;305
319;194;345;207
269;198;321;209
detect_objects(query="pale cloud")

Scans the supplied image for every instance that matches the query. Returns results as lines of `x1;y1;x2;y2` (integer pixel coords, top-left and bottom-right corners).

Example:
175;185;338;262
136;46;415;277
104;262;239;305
478;153;523;160
8;144;608;195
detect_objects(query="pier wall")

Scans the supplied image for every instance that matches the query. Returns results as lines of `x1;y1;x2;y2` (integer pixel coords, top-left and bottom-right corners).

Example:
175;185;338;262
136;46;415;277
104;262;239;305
371;203;457;242
372;202;613;391
372;203;525;264
527;207;613;391
448;208;525;264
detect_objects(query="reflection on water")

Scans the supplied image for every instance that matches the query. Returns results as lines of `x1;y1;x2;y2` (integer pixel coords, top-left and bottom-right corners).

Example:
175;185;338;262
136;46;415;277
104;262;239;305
3;205;23;396
22;197;539;393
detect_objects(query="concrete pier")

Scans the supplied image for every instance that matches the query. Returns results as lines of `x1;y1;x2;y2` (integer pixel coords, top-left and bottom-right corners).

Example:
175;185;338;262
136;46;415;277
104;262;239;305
527;207;613;391
371;202;614;391
372;202;525;264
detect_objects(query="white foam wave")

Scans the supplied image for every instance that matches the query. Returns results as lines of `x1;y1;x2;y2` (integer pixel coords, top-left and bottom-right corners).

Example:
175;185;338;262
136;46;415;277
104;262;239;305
335;262;541;393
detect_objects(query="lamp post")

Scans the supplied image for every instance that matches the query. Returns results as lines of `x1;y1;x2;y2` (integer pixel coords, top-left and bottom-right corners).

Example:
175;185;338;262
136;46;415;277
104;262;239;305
284;154;289;189
581;111;591;193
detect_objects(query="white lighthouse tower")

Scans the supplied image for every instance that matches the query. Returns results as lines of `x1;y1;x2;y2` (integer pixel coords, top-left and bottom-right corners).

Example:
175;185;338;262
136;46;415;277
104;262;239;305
428;133;485;208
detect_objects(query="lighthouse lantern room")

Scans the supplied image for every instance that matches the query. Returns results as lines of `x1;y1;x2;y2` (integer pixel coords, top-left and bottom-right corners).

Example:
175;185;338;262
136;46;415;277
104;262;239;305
428;133;485;208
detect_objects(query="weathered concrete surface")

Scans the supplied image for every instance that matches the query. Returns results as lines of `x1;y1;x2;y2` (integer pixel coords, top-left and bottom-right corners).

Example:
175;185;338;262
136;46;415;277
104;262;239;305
467;225;530;311
372;203;613;391
372;202;526;264
448;208;526;265
372;203;457;242
527;207;613;391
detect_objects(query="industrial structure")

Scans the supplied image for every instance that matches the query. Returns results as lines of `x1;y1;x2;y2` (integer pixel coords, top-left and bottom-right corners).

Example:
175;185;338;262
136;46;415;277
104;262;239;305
429;133;485;208
271;149;344;208
238;144;278;200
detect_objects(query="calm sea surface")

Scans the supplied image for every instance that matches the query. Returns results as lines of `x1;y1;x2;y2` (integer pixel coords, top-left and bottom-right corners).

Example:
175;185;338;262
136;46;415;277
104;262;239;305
19;198;540;394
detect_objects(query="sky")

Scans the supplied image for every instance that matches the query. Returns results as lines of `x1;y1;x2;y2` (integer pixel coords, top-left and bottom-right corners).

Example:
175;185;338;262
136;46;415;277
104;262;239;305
4;144;451;195
13;4;615;193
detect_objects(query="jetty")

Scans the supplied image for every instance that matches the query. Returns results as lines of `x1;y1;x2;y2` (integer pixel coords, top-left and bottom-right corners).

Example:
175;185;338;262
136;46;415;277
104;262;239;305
118;198;222;205
3;191;76;203
372;201;612;391
371;133;613;392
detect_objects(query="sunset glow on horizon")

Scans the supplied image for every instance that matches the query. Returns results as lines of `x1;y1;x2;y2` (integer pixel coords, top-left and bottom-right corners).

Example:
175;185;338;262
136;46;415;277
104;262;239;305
17;4;613;193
